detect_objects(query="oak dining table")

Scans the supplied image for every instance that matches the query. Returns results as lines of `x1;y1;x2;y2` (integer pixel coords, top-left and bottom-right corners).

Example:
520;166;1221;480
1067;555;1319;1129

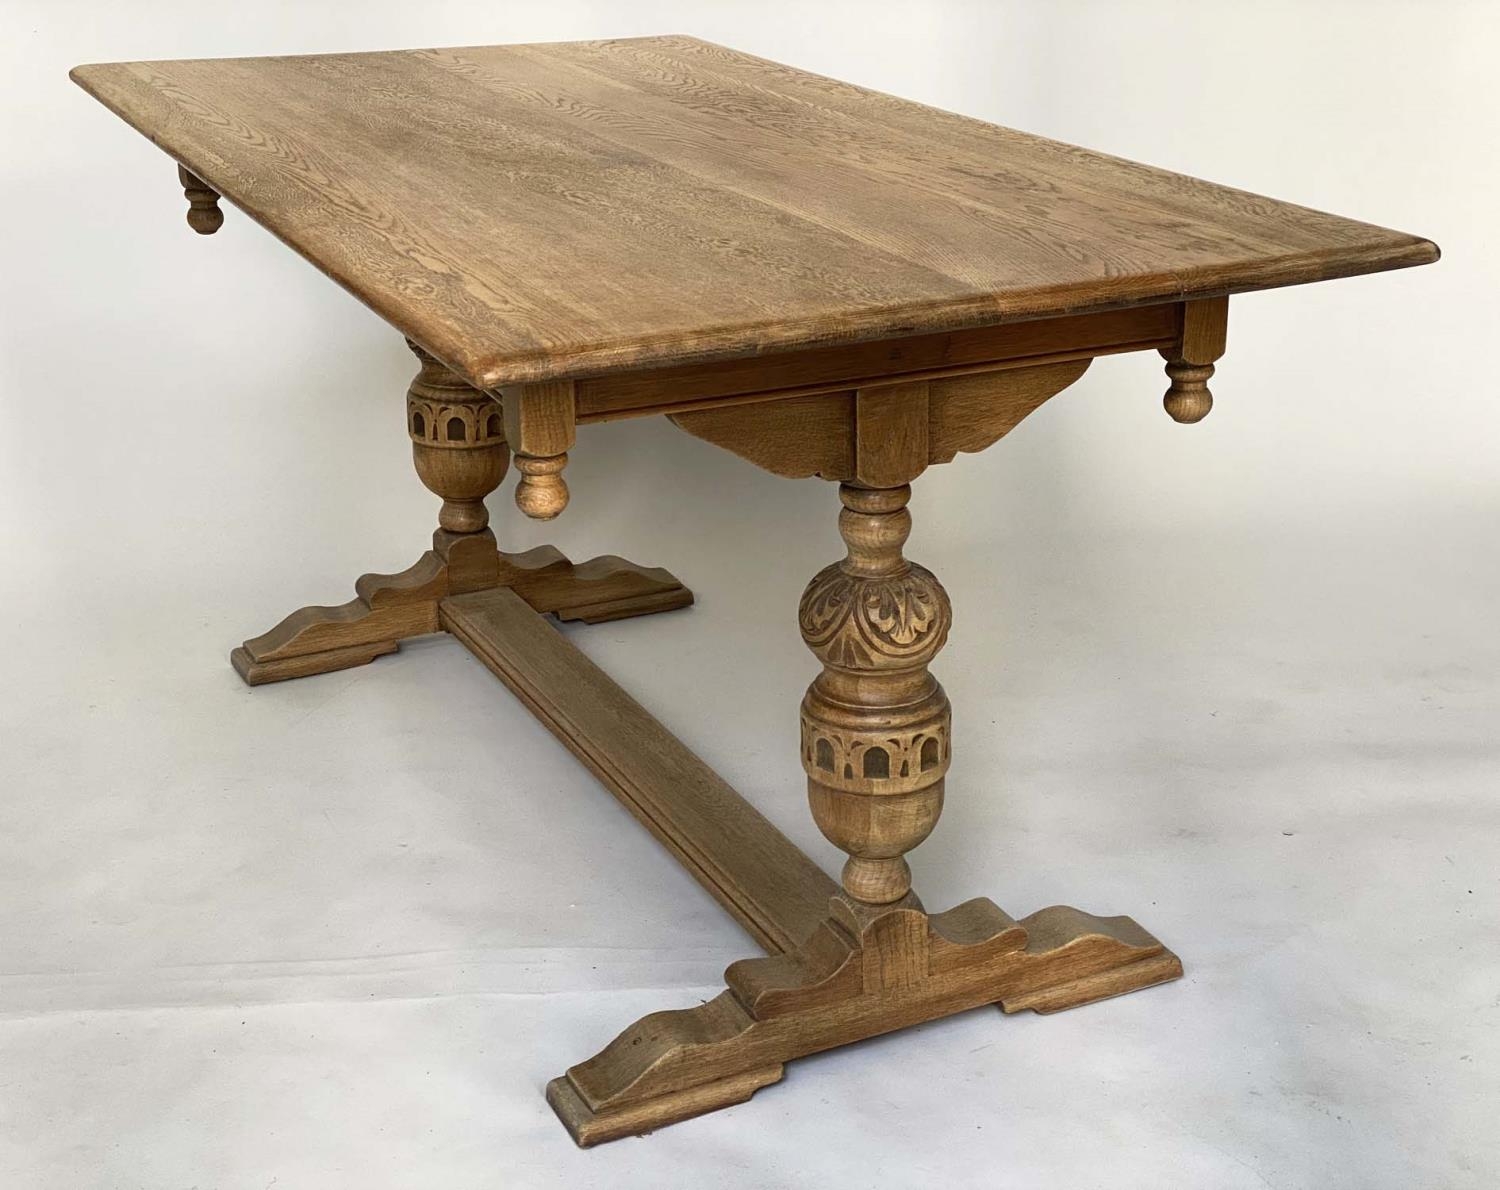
72;35;1438;1146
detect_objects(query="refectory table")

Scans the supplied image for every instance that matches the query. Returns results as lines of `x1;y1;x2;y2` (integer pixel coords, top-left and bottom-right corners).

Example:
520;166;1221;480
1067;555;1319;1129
73;36;1438;1145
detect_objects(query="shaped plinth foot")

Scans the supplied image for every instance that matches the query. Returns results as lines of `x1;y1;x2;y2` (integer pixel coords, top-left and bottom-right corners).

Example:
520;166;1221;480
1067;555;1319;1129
231;552;445;685
232;536;691;685
499;544;693;624
548;896;1180;1145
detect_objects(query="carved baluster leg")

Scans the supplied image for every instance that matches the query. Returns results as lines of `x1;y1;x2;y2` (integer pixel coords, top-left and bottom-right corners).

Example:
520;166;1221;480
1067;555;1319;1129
230;345;508;684
408;344;509;593
800;483;950;906
232;346;692;685
547;476;1182;1147
547;373;1189;1144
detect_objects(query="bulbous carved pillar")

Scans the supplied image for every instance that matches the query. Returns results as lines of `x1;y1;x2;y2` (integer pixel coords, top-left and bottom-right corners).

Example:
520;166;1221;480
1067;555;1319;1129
229;339;692;686
800;484;952;905
405;341;509;535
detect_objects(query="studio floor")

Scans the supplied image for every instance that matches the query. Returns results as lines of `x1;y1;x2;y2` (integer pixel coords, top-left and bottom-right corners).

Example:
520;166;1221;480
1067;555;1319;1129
2;504;1494;1189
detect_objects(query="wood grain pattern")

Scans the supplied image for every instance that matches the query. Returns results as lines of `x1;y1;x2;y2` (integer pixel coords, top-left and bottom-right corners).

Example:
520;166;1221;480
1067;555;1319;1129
539;470;1175;1144
232;542;695;685
670;357;1091;480
72;37;1436;389
232;343;689;685
800;484;949;903
441;587;838;953
407;342;509;533
232;553;441;686
501;380;575;519
77;35;1437;1148
672;393;858;480
1162;296;1229;423
176;163;222;234
576;304;1175;420
433;574;1179;1147
549;894;1181;1145
927;359;1092;461
854;383;929;488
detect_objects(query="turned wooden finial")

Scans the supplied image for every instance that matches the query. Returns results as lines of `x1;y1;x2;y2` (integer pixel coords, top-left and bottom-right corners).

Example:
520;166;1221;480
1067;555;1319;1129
406;342;508;534
176;163;223;235
1162;359;1215;423
800;483;952;905
1162;296;1228;424
514;453;570;519
502;381;576;520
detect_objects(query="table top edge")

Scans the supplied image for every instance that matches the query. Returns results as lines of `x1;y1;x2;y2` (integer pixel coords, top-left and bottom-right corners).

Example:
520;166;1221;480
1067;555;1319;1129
68;44;1441;392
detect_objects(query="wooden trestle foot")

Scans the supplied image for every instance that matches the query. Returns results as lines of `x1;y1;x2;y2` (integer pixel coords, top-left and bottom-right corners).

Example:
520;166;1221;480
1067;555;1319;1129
232;341;691;686
548;896;1180;1146
436;585;1181;1147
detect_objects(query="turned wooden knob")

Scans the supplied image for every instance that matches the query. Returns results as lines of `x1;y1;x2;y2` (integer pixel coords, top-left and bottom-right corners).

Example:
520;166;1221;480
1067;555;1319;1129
1163;358;1214;423
514;453;570;520
1161;299;1227;423
177;164;223;235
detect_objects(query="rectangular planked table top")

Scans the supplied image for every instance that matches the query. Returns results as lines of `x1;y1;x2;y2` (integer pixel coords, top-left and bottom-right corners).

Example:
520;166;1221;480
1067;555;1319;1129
73;35;1437;390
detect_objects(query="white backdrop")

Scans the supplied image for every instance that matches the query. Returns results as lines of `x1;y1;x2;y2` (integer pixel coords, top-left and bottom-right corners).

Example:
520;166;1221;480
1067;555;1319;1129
2;3;1496;1188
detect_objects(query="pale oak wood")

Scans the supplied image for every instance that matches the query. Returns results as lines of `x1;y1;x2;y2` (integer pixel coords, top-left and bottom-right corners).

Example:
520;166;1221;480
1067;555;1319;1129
232;345;689;685
436;584;1179;1146
232;542;694;685
1163;296;1230;424
674;393;858;482
232;553;441;686
176;163;222;235
927;359;1093;461
549;895;1181;1146
671;357;1091;480
441;586;838;954
854;383;929;489
801;483;949;903
542;470;1179;1144
576;304;1175;421
407;342;509;533
500;380;576;520
72;37;1435;390
73;34;1441;1149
